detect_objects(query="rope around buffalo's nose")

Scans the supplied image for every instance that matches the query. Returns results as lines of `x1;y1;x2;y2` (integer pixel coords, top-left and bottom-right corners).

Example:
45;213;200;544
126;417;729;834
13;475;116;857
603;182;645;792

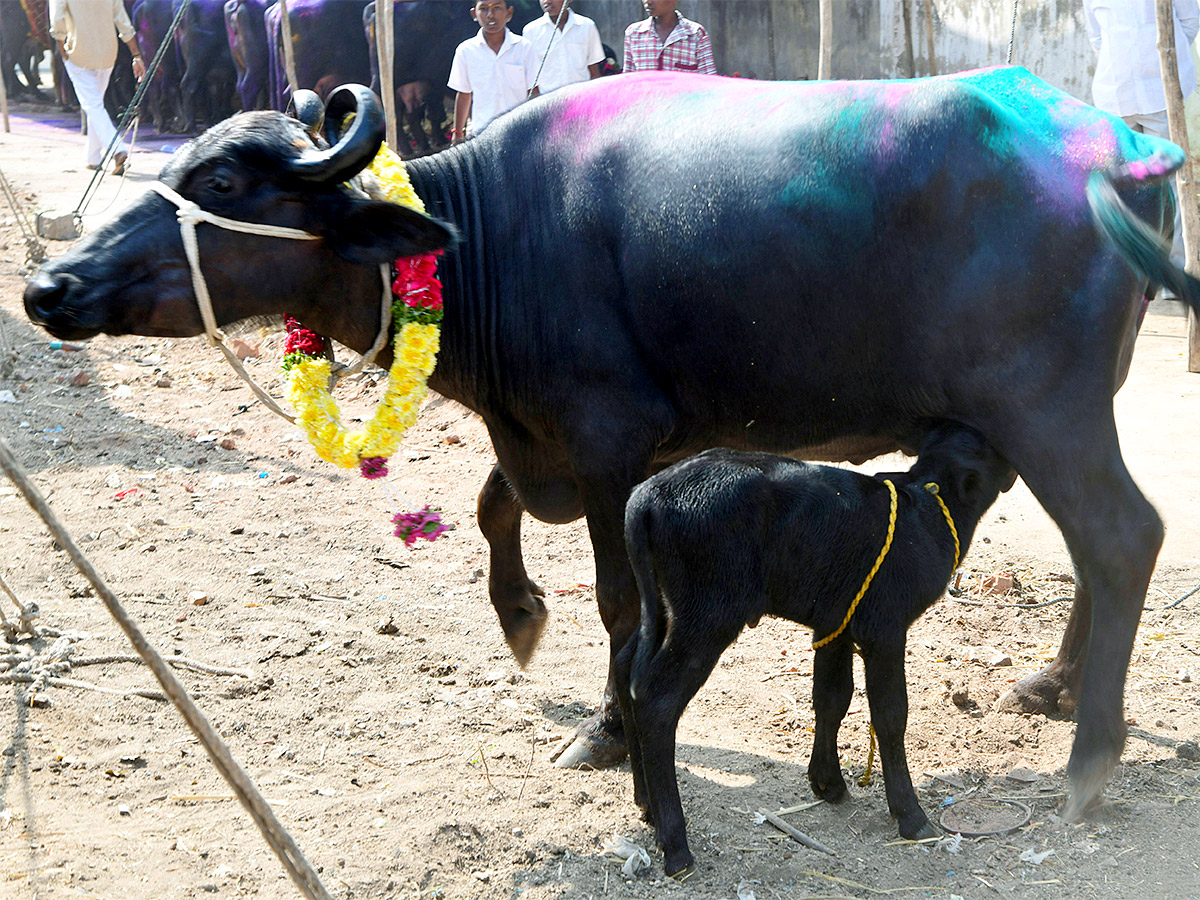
147;180;393;423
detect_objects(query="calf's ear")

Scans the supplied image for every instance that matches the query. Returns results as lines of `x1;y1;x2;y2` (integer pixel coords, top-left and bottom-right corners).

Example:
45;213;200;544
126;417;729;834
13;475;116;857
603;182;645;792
323;199;457;264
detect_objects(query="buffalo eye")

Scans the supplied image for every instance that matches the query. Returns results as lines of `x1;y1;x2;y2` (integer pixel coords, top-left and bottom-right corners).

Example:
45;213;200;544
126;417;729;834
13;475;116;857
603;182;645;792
206;172;234;195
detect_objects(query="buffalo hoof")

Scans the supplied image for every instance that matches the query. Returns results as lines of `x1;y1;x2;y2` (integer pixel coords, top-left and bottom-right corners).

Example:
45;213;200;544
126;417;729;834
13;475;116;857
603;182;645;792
997;664;1079;716
551;712;628;769
494;577;548;668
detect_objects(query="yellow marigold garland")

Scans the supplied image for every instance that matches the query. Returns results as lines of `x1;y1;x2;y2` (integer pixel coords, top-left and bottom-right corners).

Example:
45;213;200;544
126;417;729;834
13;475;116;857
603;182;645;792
282;142;447;545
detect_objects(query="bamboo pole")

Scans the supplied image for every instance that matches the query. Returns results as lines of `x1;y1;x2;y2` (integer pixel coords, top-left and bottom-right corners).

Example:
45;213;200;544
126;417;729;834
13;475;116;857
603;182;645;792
378;0;398;152
925;0;937;76
818;0;832;80
1154;0;1200;371
278;0;298;93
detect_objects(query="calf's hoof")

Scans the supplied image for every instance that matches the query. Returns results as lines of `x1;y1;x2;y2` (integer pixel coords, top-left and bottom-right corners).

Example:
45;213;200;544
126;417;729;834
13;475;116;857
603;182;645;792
664;848;696;880
898;812;939;841
808;771;849;804
551;712;628;769
997;665;1079;716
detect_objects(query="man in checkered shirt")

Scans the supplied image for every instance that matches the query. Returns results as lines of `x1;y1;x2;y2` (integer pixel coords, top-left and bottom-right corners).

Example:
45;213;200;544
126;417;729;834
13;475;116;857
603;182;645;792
623;0;716;75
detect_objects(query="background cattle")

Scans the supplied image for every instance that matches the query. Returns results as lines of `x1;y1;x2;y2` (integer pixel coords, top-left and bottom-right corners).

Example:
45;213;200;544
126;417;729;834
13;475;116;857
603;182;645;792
264;0;370;110
364;0;543;155
133;0;186;133
173;0;238;132
224;0;272;113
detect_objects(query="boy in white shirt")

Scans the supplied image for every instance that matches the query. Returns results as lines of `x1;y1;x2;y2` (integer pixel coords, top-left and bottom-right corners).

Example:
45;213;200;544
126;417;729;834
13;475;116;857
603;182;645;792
449;0;540;142
522;0;605;94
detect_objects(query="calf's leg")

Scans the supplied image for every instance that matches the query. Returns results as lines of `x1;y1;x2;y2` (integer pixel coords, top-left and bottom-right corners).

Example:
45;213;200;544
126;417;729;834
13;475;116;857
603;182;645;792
613;634;650;816
860;639;936;839
632;629;735;877
808;636;854;803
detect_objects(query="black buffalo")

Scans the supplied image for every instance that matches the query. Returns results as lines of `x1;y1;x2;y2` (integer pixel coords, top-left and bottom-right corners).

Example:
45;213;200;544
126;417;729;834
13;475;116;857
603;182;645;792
174;0;238;131
23;69;1195;823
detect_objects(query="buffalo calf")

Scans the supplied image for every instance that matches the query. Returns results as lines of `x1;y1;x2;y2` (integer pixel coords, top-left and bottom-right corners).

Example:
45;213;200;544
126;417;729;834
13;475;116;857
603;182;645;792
618;423;1013;876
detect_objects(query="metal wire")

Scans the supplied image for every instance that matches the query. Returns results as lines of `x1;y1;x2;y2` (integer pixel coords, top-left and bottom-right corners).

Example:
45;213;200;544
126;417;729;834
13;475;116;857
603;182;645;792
1007;0;1019;65
74;0;193;219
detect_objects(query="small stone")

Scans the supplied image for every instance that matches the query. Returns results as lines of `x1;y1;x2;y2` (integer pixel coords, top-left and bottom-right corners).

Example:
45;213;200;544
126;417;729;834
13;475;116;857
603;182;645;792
468;568;484;584
1179;670;1194;684
68;368;90;387
230;339;260;360
1006;766;1039;784
118;804;131;816
1176;741;1200;761
279;474;299;485
190;591;209;606
482;669;506;685
951;688;975;709
376;617;400;636
445;433;461;444
155;376;172;388
153;518;166;526
219;438;236;450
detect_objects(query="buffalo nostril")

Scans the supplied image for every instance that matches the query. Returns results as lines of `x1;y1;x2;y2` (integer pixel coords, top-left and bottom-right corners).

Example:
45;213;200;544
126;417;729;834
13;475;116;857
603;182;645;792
23;273;67;323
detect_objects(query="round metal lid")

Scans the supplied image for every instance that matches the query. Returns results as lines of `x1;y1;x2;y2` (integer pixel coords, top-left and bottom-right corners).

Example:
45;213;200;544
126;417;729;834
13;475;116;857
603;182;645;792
939;798;1032;837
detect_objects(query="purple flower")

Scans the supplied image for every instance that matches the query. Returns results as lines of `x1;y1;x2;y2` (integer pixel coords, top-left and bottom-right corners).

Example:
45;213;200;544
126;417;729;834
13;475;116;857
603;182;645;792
359;456;389;479
392;505;448;547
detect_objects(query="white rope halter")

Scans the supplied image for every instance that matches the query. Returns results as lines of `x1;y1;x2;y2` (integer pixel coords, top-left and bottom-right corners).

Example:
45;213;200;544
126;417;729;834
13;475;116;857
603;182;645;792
148;180;393;424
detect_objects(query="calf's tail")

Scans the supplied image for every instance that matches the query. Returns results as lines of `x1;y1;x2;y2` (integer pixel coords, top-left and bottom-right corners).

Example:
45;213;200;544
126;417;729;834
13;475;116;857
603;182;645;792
1087;147;1200;310
624;500;661;703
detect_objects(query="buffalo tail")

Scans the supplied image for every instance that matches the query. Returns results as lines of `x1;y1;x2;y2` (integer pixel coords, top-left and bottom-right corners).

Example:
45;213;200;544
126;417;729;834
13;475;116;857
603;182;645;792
1087;148;1200;310
624;500;661;703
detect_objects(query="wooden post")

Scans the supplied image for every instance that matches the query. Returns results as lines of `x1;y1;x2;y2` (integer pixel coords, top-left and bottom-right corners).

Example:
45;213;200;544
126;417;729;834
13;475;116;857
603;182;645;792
900;0;916;78
278;0;298;93
925;0;937;76
378;0;397;152
1;62;9;133
1154;0;1200;371
818;0;832;80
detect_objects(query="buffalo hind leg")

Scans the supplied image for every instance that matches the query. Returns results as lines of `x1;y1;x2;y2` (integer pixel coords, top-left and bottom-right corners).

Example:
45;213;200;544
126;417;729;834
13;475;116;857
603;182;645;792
1005;418;1162;820
478;465;547;667
999;568;1089;716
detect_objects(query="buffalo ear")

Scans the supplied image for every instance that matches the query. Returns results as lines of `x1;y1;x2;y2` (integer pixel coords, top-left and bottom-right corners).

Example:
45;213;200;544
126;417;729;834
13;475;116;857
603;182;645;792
323;199;456;264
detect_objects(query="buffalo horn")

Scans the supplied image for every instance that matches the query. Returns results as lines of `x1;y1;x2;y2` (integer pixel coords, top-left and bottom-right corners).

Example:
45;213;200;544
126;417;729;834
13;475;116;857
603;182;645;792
285;89;325;137
288;84;385;184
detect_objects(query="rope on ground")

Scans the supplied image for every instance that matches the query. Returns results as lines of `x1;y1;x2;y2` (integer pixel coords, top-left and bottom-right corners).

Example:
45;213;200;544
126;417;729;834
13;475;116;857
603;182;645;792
0;434;335;900
1147;581;1200;612
74;0;193;220
0;164;46;269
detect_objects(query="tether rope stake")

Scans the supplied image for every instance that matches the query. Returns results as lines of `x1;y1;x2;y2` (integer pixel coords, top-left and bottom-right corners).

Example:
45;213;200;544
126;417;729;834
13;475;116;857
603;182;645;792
0;434;335;900
148;180;394;424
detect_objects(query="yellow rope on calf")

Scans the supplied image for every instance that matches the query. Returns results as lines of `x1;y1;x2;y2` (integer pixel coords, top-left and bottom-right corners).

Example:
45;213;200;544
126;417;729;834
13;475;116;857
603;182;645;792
858;723;877;787
924;482;960;572
813;479;898;650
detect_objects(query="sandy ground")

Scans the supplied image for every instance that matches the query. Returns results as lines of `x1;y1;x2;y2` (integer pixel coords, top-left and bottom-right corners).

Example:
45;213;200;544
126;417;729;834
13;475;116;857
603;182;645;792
3;100;1200;900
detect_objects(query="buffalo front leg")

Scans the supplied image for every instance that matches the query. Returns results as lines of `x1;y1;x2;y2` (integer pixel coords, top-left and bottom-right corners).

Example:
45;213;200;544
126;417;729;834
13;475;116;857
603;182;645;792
478;464;547;667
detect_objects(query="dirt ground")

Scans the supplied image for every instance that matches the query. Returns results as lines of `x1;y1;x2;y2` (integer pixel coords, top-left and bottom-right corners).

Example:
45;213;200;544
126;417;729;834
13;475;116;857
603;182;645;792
3;101;1200;900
